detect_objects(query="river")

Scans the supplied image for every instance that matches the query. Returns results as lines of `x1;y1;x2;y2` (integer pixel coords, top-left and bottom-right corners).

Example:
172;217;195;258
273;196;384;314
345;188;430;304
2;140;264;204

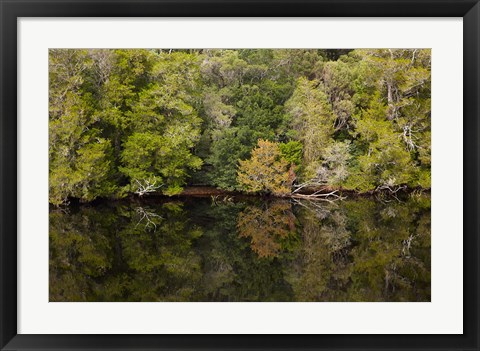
49;194;431;302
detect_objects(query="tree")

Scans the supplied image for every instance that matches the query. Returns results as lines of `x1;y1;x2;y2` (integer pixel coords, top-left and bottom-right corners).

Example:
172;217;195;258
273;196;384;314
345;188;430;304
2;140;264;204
285;77;335;180
49;50;116;205
200;50;295;190
120;131;202;196
348;49;431;189
237;139;292;195
279;140;303;166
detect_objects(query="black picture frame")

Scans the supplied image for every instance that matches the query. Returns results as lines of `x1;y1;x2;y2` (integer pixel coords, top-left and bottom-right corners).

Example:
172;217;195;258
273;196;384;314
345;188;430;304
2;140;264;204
1;0;478;350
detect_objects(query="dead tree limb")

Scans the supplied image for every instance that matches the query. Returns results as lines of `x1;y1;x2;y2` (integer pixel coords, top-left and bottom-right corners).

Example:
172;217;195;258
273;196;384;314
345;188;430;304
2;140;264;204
291;190;344;201
134;179;163;196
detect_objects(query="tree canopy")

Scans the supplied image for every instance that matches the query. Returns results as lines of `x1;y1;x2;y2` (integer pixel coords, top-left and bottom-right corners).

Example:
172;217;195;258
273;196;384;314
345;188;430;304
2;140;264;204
49;49;431;205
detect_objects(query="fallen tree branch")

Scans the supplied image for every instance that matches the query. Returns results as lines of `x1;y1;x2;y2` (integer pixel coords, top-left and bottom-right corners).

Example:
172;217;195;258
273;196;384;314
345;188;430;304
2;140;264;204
134;178;163;196
291;180;328;194
375;182;407;202
291;190;344;201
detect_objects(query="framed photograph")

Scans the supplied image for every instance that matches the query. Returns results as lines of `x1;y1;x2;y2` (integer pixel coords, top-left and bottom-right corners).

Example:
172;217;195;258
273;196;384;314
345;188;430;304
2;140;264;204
1;0;478;350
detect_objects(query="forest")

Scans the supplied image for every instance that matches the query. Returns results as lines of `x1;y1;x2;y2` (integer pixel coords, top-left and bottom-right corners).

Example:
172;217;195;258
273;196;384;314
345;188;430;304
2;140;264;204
49;49;431;205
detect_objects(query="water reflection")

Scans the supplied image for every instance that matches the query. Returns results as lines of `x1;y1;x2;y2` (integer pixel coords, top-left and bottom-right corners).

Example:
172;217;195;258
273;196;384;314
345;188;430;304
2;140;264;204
238;201;296;259
50;195;431;302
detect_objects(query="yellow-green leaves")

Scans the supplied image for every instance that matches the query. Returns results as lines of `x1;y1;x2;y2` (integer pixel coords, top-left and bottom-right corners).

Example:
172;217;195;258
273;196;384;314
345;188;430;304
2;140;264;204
237;140;292;196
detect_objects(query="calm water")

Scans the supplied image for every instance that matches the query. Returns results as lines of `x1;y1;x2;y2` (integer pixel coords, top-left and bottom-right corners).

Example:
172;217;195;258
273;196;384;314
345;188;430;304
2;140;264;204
49;194;431;302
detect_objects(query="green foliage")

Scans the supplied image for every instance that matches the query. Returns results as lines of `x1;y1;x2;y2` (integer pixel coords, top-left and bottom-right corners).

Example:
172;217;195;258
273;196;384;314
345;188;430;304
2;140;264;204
49;49;430;204
285;77;335;179
49;49;203;204
279;141;303;166
120;131;202;196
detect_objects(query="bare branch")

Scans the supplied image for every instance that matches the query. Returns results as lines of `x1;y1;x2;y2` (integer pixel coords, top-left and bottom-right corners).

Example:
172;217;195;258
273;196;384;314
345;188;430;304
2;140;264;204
133;178;163;196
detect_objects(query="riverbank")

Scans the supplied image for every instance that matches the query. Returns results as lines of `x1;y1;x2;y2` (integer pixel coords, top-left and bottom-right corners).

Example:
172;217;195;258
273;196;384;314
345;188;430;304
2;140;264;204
51;185;431;208
175;185;429;198
135;185;430;203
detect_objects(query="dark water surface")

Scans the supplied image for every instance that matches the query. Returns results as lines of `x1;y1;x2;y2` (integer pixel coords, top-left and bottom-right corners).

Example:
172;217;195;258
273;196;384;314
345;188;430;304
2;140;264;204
49;194;431;302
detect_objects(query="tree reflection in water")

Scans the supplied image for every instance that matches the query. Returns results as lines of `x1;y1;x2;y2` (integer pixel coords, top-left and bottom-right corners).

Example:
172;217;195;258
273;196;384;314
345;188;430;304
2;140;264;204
50;195;430;302
237;201;296;259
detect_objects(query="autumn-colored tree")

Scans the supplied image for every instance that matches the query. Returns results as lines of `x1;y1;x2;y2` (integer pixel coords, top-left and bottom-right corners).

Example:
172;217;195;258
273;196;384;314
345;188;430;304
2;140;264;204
237;139;292;195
